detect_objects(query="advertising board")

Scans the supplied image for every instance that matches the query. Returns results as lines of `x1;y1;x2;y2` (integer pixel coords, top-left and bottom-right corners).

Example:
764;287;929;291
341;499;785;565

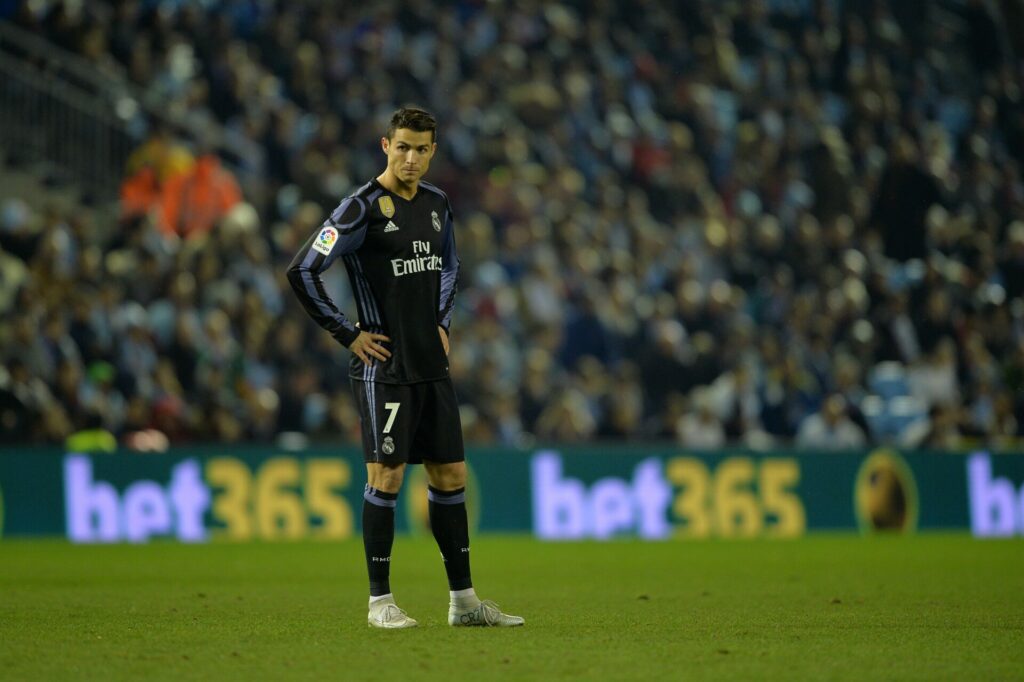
0;447;1021;541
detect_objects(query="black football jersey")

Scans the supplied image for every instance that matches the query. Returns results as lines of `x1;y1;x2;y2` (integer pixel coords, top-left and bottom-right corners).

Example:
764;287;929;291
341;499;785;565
287;178;459;385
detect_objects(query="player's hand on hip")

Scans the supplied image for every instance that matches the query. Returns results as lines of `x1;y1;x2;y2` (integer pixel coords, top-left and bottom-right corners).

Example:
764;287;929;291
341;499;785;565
350;331;392;365
438;326;449;356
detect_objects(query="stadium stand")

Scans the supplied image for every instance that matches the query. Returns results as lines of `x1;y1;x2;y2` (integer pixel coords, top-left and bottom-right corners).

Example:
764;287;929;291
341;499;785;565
0;0;1022;450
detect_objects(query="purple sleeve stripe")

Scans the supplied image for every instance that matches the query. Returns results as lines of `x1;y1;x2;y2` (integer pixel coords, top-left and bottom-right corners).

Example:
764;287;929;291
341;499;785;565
438;212;459;328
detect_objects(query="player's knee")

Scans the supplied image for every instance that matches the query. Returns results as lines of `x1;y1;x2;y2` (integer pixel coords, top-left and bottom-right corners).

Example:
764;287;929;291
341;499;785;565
367;463;406;492
424;461;466;490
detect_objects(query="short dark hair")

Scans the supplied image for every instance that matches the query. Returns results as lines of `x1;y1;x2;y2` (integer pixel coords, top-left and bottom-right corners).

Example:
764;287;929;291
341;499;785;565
386;106;437;142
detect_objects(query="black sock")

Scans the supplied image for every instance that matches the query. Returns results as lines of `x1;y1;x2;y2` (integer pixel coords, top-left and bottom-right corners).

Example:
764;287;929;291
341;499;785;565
363;485;398;597
428;485;473;591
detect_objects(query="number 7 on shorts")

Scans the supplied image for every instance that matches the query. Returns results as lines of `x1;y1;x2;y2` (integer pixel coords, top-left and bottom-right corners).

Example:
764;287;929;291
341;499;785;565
383;402;400;434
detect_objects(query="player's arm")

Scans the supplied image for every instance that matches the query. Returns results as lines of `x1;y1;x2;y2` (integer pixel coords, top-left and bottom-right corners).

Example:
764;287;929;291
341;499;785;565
437;204;459;353
286;197;390;361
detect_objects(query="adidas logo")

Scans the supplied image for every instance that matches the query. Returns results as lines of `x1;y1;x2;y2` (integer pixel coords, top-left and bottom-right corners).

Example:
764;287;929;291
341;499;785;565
384;220;400;232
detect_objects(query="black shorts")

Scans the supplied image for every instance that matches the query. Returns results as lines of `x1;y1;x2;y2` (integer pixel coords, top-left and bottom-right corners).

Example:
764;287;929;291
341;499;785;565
350;377;465;465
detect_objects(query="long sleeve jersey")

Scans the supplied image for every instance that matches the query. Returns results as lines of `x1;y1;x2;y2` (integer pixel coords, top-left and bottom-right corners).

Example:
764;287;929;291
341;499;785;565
286;178;459;385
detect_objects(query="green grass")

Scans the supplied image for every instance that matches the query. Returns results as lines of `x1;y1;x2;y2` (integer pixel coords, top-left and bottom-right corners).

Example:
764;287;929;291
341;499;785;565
1;535;1022;681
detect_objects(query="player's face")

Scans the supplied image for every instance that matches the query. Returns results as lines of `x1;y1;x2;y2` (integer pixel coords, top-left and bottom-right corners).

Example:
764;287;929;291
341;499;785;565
382;128;436;186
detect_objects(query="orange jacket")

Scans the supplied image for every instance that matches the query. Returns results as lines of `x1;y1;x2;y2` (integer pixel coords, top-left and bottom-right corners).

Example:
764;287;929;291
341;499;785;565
159;155;242;238
120;167;162;219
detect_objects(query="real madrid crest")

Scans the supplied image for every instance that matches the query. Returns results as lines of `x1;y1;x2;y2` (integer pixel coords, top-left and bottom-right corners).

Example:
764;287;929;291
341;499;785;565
431;210;441;232
382;436;396;455
378;196;396;218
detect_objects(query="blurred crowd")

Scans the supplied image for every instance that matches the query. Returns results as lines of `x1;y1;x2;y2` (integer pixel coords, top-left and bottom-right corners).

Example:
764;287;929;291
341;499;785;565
2;0;1024;451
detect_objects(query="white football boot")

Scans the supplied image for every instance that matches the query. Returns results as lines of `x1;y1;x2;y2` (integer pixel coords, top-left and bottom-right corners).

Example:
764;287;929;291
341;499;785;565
448;599;524;627
367;596;418;629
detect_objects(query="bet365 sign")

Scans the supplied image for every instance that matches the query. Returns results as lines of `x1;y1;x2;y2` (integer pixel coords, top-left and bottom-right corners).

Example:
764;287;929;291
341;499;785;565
968;452;1024;538
531;451;806;540
64;455;354;543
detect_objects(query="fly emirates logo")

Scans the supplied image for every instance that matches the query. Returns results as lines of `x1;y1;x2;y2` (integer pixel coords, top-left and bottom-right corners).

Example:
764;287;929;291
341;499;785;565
392;240;442;277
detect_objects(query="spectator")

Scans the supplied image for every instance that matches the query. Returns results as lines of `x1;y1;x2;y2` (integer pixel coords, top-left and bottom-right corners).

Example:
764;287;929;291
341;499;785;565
0;243;27;314
159;153;242;239
65;411;118;453
676;389;726;450
871;134;943;262
534;389;597;443
904;404;967;451
125;124;195;184
907;339;961;409
796;394;867;451
639;319;692;418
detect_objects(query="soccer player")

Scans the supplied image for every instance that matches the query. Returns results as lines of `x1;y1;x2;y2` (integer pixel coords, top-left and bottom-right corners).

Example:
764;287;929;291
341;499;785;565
286;106;523;629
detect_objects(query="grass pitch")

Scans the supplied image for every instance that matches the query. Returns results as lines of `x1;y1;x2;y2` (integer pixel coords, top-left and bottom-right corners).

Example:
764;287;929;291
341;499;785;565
1;535;1022;681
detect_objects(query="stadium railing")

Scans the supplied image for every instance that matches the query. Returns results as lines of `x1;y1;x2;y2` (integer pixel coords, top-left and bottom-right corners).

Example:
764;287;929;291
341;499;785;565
0;20;261;201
